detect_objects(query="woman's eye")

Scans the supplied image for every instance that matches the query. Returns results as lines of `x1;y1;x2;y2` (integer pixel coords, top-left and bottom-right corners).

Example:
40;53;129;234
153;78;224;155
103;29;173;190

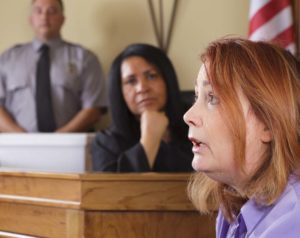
208;92;220;105
124;78;137;85
146;73;158;80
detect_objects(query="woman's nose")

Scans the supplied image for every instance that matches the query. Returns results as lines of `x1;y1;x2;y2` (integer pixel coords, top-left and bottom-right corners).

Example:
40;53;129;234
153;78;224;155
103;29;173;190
183;103;202;127
136;78;149;93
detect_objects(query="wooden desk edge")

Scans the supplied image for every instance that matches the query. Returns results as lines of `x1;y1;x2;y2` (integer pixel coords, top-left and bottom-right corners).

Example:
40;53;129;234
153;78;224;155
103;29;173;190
0;170;194;181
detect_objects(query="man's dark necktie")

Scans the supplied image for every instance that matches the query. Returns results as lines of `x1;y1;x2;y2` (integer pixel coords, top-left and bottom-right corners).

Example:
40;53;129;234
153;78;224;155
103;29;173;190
36;44;56;132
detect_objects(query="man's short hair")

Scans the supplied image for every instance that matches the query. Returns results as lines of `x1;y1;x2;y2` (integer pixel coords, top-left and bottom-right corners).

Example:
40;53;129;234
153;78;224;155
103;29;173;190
32;0;64;11
57;0;64;10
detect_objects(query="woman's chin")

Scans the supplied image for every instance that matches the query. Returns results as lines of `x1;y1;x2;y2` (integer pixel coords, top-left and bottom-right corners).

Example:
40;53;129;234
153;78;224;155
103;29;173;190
140;105;160;112
192;157;205;171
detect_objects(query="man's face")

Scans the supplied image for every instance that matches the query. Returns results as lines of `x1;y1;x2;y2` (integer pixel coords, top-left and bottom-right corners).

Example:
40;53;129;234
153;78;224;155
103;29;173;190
29;0;65;41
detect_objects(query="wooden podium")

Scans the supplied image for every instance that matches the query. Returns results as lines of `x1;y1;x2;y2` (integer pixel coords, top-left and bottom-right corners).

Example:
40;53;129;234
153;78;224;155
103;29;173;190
0;171;215;238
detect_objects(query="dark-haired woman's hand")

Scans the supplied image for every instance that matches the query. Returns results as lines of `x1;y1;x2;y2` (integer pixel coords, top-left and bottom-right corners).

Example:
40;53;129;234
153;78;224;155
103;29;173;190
140;110;169;168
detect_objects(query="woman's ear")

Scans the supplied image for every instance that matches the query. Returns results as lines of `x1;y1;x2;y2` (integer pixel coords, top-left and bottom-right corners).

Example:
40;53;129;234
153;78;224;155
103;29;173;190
261;127;272;143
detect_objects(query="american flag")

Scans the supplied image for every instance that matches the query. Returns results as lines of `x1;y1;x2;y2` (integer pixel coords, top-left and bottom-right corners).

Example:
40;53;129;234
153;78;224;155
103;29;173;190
248;0;296;54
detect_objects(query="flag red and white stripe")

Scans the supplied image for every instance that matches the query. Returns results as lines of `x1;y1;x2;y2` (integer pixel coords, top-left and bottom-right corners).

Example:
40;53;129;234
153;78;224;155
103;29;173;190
249;0;296;54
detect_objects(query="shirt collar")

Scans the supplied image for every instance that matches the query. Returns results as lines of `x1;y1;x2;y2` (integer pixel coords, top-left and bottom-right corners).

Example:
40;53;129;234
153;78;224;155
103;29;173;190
240;197;272;235
32;36;64;52
240;176;297;235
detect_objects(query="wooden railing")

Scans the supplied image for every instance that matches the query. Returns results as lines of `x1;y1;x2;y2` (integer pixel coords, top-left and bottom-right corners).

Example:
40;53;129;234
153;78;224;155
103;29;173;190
0;171;215;238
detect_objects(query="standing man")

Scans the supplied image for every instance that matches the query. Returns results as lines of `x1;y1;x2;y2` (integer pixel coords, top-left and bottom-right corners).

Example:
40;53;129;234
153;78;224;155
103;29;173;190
0;0;107;132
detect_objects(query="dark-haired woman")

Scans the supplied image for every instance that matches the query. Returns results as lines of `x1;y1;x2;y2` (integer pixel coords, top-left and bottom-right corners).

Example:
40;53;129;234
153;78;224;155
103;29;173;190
92;44;193;172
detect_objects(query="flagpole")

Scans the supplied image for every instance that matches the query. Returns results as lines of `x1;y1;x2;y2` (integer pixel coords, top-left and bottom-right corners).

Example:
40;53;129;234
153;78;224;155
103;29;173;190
293;0;299;56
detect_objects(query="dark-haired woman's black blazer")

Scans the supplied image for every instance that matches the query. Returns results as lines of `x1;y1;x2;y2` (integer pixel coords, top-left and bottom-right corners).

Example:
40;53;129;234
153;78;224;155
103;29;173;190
91;130;193;172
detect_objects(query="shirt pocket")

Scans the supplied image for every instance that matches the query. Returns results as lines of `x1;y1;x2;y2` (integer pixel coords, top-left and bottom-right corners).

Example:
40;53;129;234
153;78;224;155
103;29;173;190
6;76;32;101
5;75;34;117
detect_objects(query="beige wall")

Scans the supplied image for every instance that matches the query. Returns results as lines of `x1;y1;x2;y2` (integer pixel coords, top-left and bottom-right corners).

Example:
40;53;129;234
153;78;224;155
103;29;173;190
0;0;249;90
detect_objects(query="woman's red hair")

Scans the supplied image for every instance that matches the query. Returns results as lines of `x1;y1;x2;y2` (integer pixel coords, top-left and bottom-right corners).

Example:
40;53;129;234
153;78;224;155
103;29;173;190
188;38;300;221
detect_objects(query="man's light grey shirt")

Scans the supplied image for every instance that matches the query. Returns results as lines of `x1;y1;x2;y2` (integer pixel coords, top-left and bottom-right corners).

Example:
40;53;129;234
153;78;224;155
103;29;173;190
0;37;107;132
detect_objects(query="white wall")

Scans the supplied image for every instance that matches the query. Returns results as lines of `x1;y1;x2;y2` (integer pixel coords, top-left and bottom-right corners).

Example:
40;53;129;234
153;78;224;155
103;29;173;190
0;0;249;90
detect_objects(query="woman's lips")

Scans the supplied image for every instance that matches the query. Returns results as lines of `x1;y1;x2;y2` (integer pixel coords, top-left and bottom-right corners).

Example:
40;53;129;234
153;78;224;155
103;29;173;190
138;98;156;106
189;137;206;153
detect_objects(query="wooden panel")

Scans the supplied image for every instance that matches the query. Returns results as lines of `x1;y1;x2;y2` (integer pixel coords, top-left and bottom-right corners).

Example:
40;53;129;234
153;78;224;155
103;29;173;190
0;174;81;202
0;172;193;210
0;202;85;238
85;211;215;238
0;202;67;238
66;209;85;238
80;173;193;211
82;180;193;211
0;172;206;237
